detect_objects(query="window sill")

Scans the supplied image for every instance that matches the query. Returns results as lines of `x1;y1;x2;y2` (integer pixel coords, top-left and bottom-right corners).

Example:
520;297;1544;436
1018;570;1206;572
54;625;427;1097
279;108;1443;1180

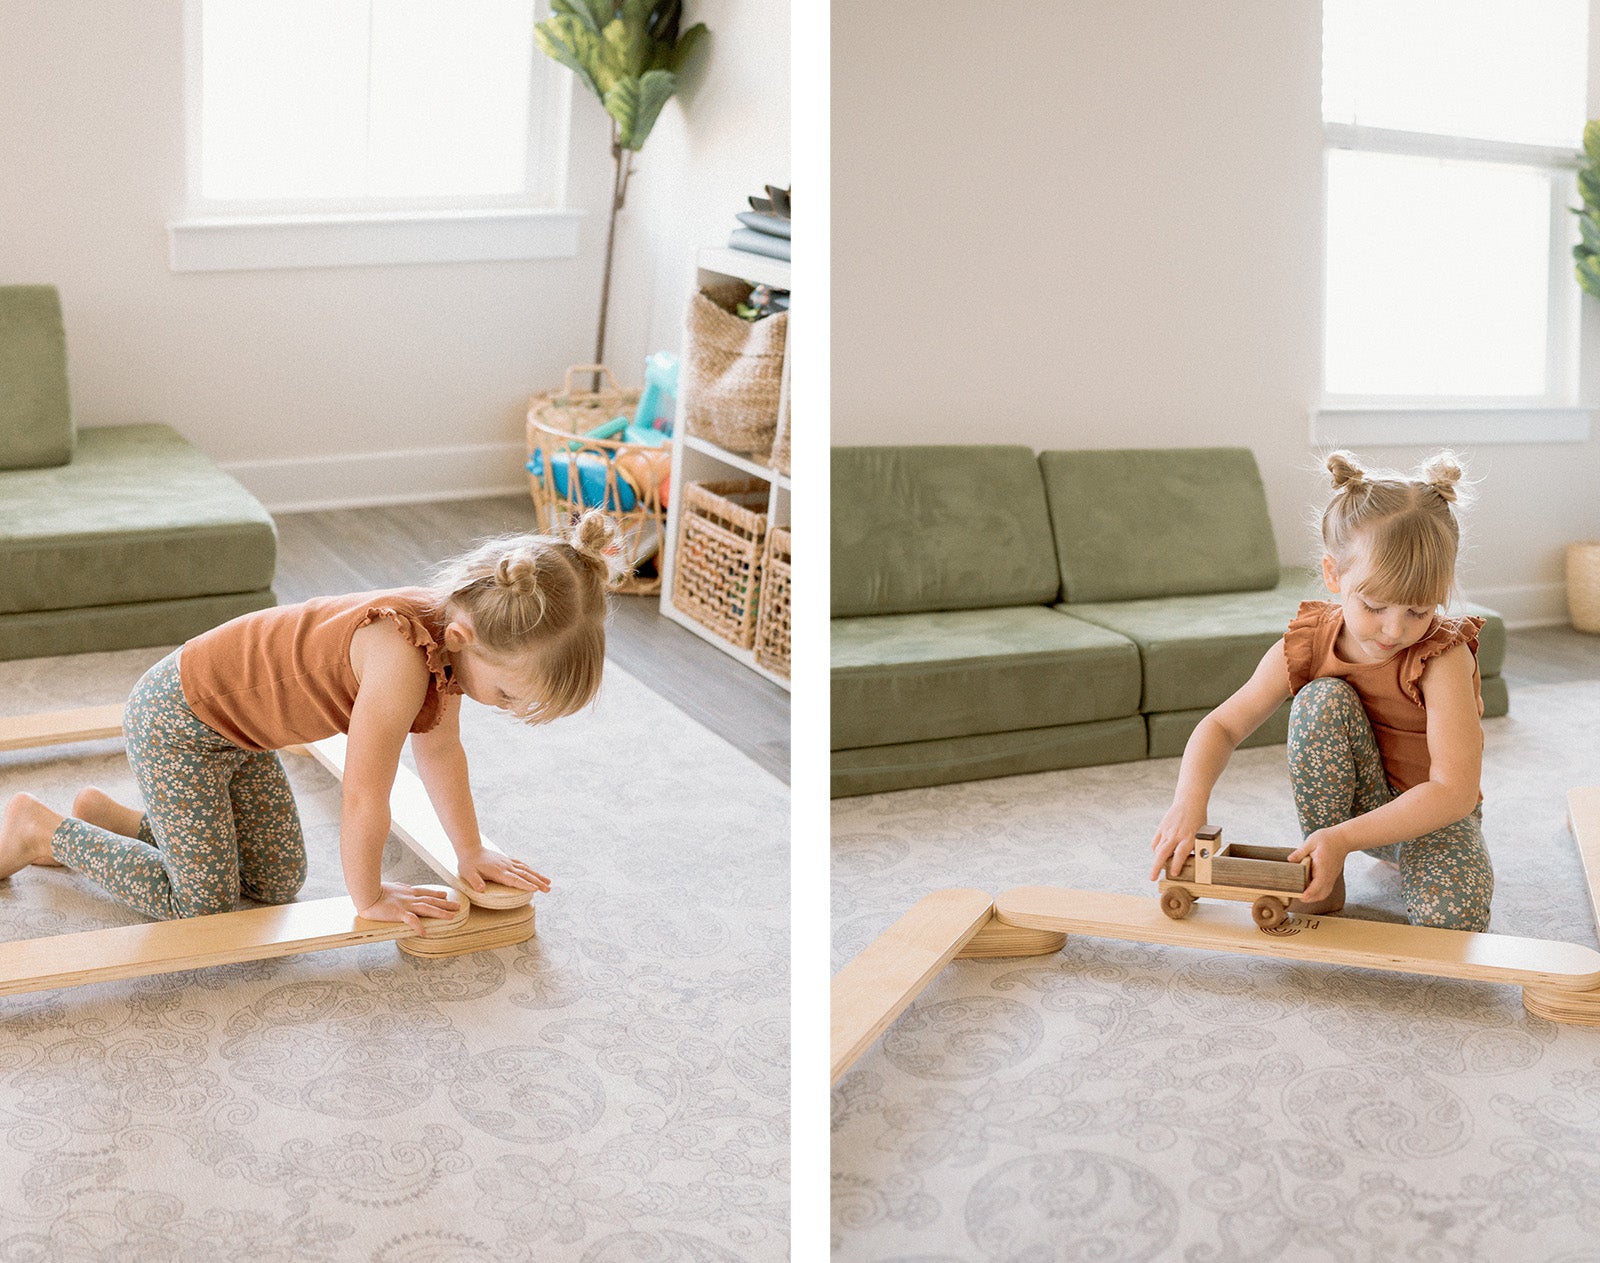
1311;406;1591;447
167;208;584;273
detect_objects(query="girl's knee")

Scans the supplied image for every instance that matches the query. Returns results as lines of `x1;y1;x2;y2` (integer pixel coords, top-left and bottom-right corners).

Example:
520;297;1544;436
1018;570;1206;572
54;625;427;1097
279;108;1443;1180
1291;676;1362;720
173;889;237;920
1409;902;1491;933
243;855;308;906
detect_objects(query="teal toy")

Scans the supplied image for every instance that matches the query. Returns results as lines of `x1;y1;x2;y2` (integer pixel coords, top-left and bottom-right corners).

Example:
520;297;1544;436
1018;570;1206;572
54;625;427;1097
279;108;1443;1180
634;352;680;432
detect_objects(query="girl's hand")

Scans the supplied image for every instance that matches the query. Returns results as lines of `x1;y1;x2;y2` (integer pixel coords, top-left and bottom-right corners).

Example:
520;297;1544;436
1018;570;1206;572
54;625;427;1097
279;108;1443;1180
1287;828;1351;903
1149;802;1210;882
356;882;461;932
458;848;552;895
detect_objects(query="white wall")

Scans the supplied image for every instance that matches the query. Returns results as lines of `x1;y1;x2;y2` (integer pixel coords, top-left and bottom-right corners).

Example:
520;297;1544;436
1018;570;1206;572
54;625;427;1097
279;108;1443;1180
832;0;1600;626
0;0;787;513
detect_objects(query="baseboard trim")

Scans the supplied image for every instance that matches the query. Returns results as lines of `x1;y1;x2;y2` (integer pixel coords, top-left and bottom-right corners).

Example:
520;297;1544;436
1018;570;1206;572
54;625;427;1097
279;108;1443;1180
221;442;529;514
1464;581;1570;629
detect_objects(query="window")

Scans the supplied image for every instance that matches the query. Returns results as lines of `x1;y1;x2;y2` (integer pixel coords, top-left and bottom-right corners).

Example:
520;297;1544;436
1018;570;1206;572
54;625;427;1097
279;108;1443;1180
170;0;579;272
1317;0;1591;444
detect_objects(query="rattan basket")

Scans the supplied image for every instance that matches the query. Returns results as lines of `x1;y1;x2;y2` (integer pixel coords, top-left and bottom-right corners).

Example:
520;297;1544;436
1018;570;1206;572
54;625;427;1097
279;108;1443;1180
1568;541;1600;633
671;480;769;648
753;525;790;677
526;365;671;596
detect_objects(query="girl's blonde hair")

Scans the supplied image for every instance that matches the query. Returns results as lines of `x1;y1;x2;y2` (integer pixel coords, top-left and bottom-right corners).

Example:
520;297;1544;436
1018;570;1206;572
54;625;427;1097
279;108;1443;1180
431;510;616;724
1319;450;1467;608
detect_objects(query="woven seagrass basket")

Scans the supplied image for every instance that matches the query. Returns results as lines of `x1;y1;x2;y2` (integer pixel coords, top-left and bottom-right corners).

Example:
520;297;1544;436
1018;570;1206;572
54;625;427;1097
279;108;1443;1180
526;365;671;596
671;480;769;648
1568;541;1600;633
753;526;790;677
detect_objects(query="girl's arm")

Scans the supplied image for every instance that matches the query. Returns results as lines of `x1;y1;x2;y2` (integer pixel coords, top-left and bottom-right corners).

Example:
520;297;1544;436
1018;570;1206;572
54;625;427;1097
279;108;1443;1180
1289;643;1482;901
1150;641;1293;880
410;693;550;895
343;623;461;930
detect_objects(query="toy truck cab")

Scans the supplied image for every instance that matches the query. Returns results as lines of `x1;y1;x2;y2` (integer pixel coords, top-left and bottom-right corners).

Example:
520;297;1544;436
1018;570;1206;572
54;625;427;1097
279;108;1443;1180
1158;825;1312;930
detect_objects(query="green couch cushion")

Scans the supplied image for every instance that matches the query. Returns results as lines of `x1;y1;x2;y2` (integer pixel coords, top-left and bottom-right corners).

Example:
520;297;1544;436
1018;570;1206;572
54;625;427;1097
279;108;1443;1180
832;605;1140;749
832;715;1148;797
832;446;1060;616
1041;447;1280;602
0;286;74;471
0;590;276;662
1062;567;1507;715
0;424;277;615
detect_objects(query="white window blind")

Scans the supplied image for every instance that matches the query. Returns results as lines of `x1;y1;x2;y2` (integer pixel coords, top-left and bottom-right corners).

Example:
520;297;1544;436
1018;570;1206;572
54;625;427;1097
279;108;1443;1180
1320;0;1589;416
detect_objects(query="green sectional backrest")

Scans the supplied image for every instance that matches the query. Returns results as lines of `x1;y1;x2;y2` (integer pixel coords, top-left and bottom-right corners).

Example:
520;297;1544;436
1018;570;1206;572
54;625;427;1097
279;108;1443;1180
832;446;1061;616
1041;447;1280;602
0;285;74;471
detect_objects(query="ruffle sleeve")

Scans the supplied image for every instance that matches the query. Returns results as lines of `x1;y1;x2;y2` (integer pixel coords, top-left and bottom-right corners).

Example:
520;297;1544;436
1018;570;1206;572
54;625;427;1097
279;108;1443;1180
354;604;463;734
1397;615;1483;707
1284;600;1335;694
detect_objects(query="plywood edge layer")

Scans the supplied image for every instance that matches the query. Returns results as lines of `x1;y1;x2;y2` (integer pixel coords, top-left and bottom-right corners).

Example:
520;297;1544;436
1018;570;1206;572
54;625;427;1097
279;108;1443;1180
1568;787;1600;933
831;888;995;1085
0;890;470;999
0;705;126;753
995;885;1600;990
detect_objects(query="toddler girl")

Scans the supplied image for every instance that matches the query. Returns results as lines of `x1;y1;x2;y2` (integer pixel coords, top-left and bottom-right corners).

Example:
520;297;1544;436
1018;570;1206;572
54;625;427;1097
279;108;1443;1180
0;513;615;931
1149;451;1492;931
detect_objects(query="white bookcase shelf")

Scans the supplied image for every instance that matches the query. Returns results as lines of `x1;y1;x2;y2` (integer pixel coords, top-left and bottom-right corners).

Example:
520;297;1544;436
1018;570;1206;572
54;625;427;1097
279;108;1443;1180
658;247;791;691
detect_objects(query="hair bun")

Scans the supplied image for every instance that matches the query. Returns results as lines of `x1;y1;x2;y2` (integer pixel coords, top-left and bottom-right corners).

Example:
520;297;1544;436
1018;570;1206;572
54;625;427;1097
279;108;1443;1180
1418;451;1464;504
1326;450;1366;492
569;509;618;574
493;550;540;595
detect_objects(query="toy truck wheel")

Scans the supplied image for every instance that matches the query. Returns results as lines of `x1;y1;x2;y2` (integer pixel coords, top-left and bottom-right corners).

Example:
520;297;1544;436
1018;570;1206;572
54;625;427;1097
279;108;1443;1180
1251;895;1288;929
1159;888;1195;920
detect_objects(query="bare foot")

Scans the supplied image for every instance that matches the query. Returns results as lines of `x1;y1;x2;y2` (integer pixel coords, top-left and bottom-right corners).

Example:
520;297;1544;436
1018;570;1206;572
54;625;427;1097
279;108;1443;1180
0;794;64;879
72;787;145;842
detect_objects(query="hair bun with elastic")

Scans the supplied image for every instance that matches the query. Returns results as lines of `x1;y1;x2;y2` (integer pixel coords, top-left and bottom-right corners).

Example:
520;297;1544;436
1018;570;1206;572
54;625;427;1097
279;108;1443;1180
1326;450;1366;491
1418;451;1463;504
569;509;617;573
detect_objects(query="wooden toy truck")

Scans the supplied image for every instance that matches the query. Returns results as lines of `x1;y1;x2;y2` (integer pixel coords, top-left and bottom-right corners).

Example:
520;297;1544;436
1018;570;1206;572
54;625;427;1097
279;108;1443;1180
1158;825;1310;929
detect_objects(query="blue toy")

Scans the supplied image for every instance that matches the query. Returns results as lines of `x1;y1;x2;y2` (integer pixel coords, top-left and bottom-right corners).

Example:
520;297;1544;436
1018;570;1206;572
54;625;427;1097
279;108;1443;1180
526;450;637;511
633;351;679;433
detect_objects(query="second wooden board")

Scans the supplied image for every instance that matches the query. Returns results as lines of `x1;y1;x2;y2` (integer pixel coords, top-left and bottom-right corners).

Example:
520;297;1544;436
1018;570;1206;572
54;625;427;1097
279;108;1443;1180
996;886;1600;990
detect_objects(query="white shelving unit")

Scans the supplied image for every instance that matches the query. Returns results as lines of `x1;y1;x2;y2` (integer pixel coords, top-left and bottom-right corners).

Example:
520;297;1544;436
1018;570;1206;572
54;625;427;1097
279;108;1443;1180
658;247;791;690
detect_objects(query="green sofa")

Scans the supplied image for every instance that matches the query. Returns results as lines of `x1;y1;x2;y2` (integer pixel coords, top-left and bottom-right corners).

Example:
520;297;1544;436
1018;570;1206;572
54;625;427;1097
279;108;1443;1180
831;445;1507;797
0;285;278;660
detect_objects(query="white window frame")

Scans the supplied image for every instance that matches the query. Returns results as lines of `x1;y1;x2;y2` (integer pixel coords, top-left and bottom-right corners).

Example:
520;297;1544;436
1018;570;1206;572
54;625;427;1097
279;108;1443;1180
1313;123;1591;447
168;0;581;273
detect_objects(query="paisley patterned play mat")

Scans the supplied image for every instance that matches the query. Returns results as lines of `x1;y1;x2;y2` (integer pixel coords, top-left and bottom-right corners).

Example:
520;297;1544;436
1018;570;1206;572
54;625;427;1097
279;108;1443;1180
834;681;1600;1262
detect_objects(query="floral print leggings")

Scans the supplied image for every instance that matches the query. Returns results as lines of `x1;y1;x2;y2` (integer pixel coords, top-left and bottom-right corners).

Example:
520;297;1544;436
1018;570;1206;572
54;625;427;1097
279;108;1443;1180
1287;677;1492;931
49;650;307;920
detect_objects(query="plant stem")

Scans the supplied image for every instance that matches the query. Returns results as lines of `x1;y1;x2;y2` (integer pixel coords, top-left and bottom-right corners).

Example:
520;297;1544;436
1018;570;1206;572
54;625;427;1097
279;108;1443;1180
593;123;635;392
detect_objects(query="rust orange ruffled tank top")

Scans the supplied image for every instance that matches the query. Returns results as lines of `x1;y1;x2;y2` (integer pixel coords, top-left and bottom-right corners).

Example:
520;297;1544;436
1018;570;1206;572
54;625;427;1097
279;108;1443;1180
1284;600;1484;797
178;588;461;752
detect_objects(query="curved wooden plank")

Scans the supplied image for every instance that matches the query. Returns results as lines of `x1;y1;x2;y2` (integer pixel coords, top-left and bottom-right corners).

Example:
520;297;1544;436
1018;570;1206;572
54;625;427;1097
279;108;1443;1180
996;886;1600;991
302;734;532;909
0;891;469;998
831;889;994;1085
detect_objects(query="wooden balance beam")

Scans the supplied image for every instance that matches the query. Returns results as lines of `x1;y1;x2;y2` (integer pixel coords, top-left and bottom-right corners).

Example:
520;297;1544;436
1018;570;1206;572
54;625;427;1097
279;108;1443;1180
0;705;537;998
832;794;1600;1083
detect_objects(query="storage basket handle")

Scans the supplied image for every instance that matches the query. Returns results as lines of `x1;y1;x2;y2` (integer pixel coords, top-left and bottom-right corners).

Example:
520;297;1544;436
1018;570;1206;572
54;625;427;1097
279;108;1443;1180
563;364;623;396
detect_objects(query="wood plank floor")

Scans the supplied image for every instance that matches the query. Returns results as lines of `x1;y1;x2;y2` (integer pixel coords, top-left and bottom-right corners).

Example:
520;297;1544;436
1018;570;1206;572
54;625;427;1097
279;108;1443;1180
271;495;790;783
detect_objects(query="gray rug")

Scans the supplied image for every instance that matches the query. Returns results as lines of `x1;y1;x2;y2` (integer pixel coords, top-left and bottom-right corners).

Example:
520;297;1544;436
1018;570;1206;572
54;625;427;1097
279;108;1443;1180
0;645;788;1262
833;681;1600;1262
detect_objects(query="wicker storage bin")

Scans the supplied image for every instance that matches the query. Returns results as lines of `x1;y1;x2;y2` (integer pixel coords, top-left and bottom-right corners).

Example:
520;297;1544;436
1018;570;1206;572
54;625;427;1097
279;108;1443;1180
753;526;791;677
682;281;787;460
526;365;672;596
672;480;769;648
1568;541;1600;633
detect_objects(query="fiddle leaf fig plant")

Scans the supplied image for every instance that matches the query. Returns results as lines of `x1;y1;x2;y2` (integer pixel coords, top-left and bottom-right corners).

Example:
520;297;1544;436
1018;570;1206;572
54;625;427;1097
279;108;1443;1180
1572;120;1600;299
536;1;708;376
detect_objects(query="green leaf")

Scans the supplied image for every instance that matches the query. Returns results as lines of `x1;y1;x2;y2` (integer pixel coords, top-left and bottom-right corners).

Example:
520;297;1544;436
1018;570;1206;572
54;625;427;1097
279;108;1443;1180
605;68;678;149
1574;243;1594;262
1581;167;1600;211
535;16;606;101
649;0;683;47
551;0;613;36
1585;118;1600;167
652;21;707;73
1581;214;1600;255
1578;252;1600;299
